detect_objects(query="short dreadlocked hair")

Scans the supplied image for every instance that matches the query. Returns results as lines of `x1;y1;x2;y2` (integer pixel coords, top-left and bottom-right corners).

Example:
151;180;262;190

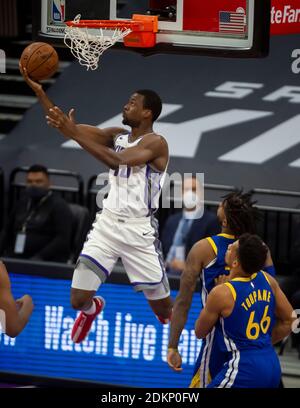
222;190;258;237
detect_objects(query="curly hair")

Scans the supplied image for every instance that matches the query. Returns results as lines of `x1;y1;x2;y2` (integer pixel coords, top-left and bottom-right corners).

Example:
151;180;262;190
222;190;258;237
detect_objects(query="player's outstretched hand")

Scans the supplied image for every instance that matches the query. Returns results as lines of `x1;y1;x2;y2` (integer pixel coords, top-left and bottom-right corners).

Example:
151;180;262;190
167;348;183;372
46;106;78;139
19;64;42;94
16;295;34;314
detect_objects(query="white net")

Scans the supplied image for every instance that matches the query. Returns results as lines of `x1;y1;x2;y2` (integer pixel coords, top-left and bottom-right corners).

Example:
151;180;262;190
64;15;132;71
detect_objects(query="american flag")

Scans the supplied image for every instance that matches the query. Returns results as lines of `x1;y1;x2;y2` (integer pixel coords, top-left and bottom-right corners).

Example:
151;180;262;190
219;11;246;34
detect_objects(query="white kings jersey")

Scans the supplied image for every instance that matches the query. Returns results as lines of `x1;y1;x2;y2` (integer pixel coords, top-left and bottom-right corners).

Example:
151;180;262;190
102;133;168;218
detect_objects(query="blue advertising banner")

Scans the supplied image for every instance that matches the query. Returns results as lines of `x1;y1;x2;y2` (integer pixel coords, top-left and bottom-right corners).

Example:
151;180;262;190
0;273;202;388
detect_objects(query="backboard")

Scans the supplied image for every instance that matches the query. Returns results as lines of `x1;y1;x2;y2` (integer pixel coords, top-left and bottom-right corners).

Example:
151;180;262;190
33;0;271;58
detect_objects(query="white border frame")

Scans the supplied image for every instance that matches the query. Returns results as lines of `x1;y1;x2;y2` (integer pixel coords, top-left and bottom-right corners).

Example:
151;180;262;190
40;0;255;50
110;0;183;31
41;0;48;35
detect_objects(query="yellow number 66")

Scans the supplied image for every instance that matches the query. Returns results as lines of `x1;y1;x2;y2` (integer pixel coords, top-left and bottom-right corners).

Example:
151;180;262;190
246;305;271;340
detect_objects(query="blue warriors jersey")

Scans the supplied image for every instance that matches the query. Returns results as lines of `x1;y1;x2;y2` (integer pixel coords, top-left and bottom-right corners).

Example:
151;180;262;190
208;271;281;388
220;271;275;351
191;234;277;388
201;234;235;306
191;234;235;388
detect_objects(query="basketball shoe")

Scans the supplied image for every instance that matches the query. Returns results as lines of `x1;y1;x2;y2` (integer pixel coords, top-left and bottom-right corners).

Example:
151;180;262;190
71;296;105;343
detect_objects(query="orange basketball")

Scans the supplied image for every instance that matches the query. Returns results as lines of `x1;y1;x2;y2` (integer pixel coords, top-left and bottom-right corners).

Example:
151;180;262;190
20;42;59;81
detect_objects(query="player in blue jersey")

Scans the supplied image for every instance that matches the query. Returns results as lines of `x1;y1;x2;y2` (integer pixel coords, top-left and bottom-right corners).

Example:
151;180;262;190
167;191;276;386
195;234;294;388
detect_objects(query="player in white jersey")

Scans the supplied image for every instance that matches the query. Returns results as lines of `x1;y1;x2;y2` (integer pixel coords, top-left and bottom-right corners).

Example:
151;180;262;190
20;67;172;343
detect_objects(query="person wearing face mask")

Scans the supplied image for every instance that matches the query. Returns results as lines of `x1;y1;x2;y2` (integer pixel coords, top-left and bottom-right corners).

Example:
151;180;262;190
0;165;72;262
161;176;220;275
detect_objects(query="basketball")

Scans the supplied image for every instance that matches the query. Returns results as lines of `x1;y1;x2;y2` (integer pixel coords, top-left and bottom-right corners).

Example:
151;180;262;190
19;42;59;81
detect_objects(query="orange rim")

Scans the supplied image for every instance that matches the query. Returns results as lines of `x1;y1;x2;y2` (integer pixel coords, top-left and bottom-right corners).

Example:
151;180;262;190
66;15;158;33
66;20;142;31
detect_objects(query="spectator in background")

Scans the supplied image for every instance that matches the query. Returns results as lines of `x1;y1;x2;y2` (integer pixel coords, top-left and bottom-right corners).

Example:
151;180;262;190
161;176;220;275
0;165;72;262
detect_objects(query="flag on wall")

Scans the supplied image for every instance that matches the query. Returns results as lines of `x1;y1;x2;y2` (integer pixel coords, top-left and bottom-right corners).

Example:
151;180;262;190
219;11;246;33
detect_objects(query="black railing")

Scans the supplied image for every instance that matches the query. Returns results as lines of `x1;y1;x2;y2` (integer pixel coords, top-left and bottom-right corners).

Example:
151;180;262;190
9;167;85;208
251;187;300;198
250;188;300;270
250;187;300;209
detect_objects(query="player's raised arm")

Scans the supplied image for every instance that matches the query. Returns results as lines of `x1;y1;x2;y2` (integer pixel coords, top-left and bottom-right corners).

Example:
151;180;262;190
47;89;165;167
0;262;34;337
20;67;125;147
56;130;168;171
167;240;209;371
47;106;126;147
20;64;54;113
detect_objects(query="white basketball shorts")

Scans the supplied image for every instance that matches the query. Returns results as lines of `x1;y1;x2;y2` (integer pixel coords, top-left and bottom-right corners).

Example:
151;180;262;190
72;209;169;294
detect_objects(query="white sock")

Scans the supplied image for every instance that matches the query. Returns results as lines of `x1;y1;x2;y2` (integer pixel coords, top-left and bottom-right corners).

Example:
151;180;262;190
83;299;96;315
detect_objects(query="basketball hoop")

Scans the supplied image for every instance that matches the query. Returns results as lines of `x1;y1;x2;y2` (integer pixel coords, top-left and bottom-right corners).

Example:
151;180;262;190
64;14;158;71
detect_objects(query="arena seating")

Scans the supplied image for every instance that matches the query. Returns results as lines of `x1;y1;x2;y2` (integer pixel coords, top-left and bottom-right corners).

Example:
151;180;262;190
0;166;299;278
8;166;85;207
